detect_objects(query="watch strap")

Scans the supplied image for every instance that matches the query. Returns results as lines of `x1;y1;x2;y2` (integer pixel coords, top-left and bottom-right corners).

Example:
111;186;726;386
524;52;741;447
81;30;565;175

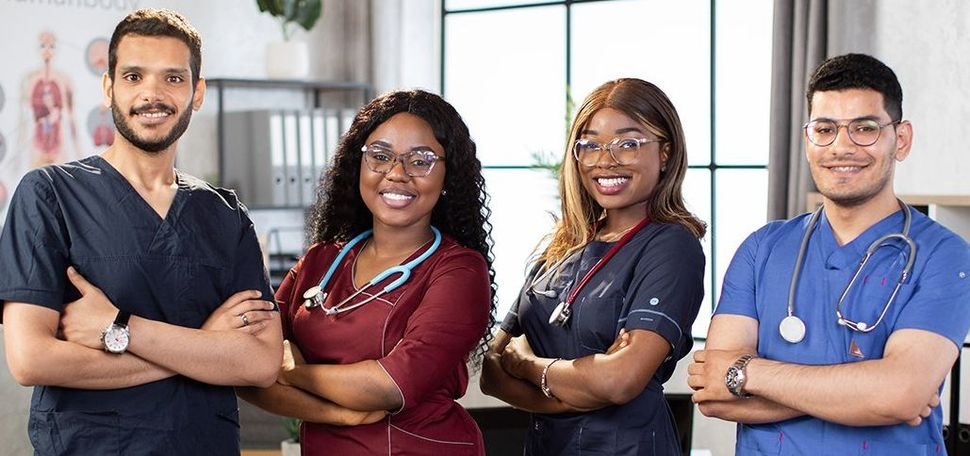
727;353;755;398
113;310;131;327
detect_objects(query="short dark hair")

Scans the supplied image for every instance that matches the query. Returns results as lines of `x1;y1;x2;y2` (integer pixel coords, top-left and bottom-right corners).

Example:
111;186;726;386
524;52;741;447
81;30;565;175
807;53;903;121
108;9;202;85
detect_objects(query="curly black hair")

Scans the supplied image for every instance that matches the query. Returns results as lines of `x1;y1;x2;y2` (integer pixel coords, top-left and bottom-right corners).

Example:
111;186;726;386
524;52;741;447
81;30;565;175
306;89;497;367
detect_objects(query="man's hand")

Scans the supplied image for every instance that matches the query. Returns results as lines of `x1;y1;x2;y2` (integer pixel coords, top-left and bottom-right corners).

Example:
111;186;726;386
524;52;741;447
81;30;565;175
907;393;940;426
688;348;751;403
201;290;276;334
60;267;120;350
500;335;537;380
278;340;306;386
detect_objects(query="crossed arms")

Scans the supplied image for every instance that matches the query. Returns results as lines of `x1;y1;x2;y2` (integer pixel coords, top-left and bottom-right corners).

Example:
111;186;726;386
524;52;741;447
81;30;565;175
4;267;282;390
480;327;669;413
688;314;953;427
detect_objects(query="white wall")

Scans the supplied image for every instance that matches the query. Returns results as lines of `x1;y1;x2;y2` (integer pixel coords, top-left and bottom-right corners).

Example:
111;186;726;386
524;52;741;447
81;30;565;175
828;0;970;196
370;0;440;94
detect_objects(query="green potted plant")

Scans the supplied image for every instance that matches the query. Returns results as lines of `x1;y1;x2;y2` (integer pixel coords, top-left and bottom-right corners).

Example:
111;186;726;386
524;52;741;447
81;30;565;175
281;417;301;456
256;0;323;79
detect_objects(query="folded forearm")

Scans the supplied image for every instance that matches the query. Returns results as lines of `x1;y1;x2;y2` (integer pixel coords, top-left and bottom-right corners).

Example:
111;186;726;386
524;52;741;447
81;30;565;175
481;357;578;414
238;384;373;425
745;358;928;426
286;361;400;411
18;338;174;389
697;397;803;424
127;316;281;387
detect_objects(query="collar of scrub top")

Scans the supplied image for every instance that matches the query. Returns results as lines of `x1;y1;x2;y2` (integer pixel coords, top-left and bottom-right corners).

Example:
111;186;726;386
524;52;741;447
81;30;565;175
535;216;652;327
302;226;442;316
779;199;917;343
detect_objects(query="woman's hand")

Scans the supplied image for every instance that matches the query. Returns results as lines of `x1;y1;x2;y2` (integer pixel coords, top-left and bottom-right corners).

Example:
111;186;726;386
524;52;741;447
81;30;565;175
500;335;537;380
278;340;306;386
331;408;388;427
201;290;276;334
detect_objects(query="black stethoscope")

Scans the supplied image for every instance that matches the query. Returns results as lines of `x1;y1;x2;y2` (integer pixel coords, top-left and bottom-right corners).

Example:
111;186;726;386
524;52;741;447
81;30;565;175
302;226;442;316
779;200;917;343
529;217;651;326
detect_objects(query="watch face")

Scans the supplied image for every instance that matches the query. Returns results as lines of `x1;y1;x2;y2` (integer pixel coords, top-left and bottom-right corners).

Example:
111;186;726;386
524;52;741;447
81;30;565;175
104;326;130;353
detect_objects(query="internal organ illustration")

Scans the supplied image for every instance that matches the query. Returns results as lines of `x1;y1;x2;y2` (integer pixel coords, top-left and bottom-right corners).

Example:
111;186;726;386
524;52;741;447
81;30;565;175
32;79;65;155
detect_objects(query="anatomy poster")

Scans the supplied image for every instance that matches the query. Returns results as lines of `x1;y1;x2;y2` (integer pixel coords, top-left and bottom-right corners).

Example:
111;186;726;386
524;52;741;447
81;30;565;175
0;1;159;226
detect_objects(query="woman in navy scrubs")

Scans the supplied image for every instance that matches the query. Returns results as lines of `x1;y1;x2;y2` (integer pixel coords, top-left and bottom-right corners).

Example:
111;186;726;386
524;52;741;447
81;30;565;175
240;90;495;455
481;78;706;455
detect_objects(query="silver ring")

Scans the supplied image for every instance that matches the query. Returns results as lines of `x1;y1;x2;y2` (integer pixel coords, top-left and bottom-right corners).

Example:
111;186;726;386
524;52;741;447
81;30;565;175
241;313;250;326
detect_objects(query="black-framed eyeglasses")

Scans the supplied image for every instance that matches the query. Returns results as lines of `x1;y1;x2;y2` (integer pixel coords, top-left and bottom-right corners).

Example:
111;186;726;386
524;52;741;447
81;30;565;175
803;118;900;147
361;144;445;177
572;137;664;167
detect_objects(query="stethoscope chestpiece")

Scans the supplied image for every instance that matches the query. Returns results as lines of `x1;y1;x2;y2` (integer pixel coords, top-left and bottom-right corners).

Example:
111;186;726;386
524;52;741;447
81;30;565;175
779;315;806;343
548;302;571;326
303;286;326;309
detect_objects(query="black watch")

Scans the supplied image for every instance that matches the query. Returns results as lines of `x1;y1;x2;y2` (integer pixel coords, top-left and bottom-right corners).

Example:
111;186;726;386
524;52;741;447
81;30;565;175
101;311;131;354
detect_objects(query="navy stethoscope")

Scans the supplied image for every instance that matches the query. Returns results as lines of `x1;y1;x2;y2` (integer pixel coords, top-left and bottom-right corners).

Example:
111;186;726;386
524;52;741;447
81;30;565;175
779;200;917;343
302;226;442;316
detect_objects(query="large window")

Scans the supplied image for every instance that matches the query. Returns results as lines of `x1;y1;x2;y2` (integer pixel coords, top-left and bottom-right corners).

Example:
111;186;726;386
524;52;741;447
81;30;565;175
443;0;773;338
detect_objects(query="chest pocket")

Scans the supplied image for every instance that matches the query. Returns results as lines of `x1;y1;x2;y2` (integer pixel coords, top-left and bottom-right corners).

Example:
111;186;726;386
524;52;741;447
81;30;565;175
174;260;227;327
842;279;914;362
574;283;625;353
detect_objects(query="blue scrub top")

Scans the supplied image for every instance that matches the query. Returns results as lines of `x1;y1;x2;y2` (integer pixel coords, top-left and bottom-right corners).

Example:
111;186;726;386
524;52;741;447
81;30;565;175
502;222;705;456
0;156;274;455
716;207;970;456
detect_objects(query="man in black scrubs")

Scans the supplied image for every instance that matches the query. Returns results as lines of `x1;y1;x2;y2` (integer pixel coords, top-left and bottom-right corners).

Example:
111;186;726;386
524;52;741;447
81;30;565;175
0;9;282;455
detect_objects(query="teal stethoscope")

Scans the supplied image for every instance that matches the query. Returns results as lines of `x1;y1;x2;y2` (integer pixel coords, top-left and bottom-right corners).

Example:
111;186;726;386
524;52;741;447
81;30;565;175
780;200;917;343
302;226;442;316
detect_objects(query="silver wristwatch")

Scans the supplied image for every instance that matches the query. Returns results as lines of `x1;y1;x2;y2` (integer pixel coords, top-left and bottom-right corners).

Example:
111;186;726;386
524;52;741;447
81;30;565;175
101;311;131;354
725;353;755;398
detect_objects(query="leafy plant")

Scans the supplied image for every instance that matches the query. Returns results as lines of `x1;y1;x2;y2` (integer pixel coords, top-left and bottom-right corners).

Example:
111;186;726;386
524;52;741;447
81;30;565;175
283;417;301;442
531;86;575;181
256;0;323;41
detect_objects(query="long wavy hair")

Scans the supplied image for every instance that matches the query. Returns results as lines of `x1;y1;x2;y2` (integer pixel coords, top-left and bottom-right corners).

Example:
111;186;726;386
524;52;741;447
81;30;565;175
539;78;707;267
306;89;497;365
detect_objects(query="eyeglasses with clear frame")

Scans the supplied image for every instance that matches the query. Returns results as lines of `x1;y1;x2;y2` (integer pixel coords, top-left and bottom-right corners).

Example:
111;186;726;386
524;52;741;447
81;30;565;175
361;144;445;177
572;137;664;167
803;118;901;147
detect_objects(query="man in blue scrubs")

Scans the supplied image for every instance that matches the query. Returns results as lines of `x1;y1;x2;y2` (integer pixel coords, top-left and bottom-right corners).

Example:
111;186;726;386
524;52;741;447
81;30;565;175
688;53;970;455
0;9;283;455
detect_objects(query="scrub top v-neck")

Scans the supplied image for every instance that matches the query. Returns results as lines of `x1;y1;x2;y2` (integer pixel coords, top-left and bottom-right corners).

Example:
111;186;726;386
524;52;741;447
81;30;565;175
0;156;274;455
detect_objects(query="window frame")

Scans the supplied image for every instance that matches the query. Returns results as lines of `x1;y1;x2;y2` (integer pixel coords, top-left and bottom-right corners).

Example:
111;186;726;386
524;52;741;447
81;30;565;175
440;0;770;340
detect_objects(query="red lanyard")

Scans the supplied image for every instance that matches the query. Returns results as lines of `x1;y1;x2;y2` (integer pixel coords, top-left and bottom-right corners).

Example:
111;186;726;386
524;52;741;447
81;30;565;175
562;216;652;309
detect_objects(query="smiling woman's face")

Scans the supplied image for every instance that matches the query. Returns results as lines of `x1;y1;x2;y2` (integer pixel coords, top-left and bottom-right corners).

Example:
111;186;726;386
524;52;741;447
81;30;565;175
359;112;446;231
577;108;668;220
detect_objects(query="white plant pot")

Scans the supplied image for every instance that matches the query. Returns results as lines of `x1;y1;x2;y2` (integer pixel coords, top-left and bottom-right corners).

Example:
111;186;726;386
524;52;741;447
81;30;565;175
266;41;309;80
281;438;301;456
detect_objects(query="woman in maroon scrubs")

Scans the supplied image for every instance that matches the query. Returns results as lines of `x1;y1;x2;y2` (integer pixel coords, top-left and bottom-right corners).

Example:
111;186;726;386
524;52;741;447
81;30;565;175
240;90;495;455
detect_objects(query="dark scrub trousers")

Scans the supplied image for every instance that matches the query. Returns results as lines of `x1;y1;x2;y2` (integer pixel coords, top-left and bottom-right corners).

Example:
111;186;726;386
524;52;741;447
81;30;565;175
0;156;274;455
502;222;705;456
716;208;970;455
